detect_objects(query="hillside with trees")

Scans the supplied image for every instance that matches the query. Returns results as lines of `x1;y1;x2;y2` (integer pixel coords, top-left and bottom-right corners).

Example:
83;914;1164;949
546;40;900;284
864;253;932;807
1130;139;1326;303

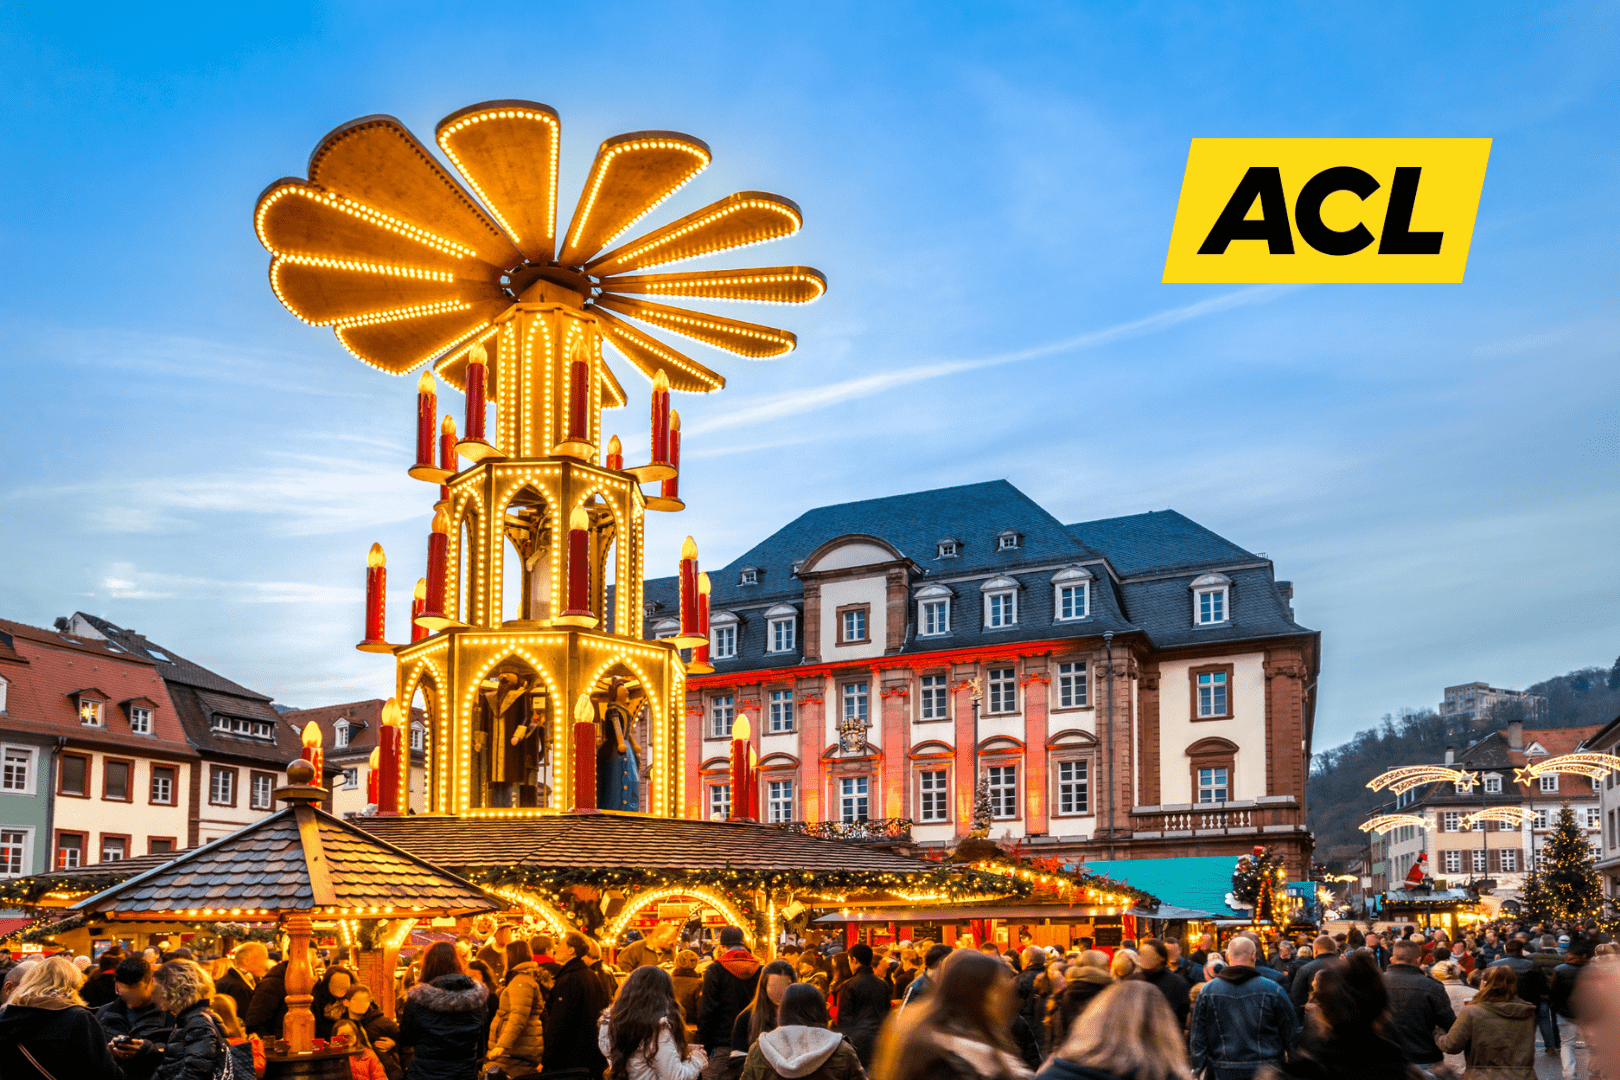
1308;659;1620;869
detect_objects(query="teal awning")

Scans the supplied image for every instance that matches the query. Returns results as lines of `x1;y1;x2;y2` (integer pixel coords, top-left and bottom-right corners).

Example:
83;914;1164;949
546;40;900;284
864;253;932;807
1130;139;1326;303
1077;857;1250;920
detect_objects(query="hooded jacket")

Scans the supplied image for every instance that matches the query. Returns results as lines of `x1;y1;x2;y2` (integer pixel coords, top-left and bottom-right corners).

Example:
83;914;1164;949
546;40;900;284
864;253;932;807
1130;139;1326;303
543;956;613;1076
155;1000;232;1080
398;973;490;1080
0;996;123;1080
490;960;548;1064
698;950;762;1052
1435;1000;1537;1079
1188;965;1298;1080
1382;963;1457;1065
739;1025;865;1080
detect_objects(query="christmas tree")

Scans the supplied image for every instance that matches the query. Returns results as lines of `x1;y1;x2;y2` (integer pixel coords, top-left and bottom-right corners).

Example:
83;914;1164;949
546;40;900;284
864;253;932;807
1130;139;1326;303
1231;846;1285;923
1527;802;1600;922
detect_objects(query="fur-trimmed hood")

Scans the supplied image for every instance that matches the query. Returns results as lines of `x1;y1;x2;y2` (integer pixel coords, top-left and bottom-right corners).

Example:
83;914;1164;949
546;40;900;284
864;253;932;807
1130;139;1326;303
759;1025;846;1078
407;973;488;1013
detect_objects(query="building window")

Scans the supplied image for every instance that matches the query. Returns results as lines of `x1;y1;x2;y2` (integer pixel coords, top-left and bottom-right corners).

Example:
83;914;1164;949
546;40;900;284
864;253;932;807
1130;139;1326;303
1;747;32;793
101;835;127;862
1539;774;1558;793
987;765;1018;819
58;754;88;797
653;619;679;639
709;696;735;739
1191;573;1232;626
1443;850;1462;874
129;706;152;734
739;567;758;585
343;767;360;790
1500;849;1518;872
838;606;869;645
768;617;796;653
919;675;948;721
0;829;26;876
0;676;7;712
1056;760;1089;816
1197;767;1229;803
986;591;1017;628
839;776;869;823
1473;849;1488;873
150;766;175;805
920;599;950;636
56;832;84;869
1192;665;1234;719
997;531;1020;551
918;770;949;822
251;773;274;810
986;667;1017;714
766;780;793;823
1587;806;1602;829
150;838;174;855
79;697;104;726
1057;662;1088;709
1443;811;1461;832
103;760;130;801
767;690;794;733
1052;567;1094;622
411;722;425;750
210;767;236;806
708;783;731;821
937;539;959;559
712;625;737;660
1484;775;1502;793
842;682;869;727
334;719;350;748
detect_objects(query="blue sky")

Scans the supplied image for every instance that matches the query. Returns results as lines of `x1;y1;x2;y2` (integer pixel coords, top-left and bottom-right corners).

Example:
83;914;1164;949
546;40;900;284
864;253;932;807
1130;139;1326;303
1;3;1616;753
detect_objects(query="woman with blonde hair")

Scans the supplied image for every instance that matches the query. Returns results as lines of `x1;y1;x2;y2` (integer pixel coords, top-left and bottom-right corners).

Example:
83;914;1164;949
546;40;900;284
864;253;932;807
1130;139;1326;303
1038;980;1189;1080
0;954;122;1079
151;959;232;1080
1107;948;1139;981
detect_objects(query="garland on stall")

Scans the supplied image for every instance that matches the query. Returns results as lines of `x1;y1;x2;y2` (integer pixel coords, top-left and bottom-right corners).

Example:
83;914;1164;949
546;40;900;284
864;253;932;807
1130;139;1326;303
7;912;90;944
0;866;144;906
212;922;282;943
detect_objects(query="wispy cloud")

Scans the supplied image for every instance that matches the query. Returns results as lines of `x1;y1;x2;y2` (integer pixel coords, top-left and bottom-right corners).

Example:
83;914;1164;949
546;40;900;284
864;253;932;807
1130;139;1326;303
687;285;1300;435
101;563;357;603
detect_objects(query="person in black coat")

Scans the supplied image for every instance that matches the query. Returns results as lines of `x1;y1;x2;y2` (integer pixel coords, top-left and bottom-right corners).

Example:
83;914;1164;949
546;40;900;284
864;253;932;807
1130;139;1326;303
698;927;762;1058
0;955;122;1080
1287;937;1342;1021
150;959;233;1080
82;949;124;1008
541;932;614;1080
243;958;290;1038
1137;939;1191;1030
98;956;176;1080
1380;940;1456;1068
215;942;271;1021
832;944;891;1067
398;947;491;1080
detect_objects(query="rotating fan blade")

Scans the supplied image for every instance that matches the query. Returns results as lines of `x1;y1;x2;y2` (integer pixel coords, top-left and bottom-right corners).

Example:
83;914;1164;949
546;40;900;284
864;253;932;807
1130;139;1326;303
596;295;795;358
593;308;725;393
557;131;712;267
271;258;503;327
335;299;510;375
307;115;524;268
600;266;826;305
436;101;561;264
586;192;803;278
599;357;628;408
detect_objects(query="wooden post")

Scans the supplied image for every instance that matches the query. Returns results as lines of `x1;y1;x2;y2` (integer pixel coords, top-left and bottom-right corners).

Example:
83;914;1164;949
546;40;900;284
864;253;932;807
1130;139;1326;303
282;913;316;1053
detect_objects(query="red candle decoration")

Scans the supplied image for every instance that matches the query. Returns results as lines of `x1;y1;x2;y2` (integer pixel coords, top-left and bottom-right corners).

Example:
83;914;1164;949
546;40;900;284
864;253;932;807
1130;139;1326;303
572;693;597;811
300;721;324;782
660;411;682;501
567;341;590;442
378;698;402;815
362;543;386;646
730;713;751;820
438;414;458;501
564;506;592;617
679;536;699;638
421;508;450;622
410;578;428;642
605;435;623;472
650;368;671;464
465;344;487;441
366;746;380;805
415;370;436;469
693;571;711;668
747;744;759;822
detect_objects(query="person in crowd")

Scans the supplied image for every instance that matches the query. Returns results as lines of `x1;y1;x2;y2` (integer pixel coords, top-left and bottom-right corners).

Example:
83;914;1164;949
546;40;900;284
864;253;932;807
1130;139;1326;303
1041;981;1191;1080
1532;935;1565;1057
1576;954;1620;1080
211;993;266;1079
1429;959;1475;1076
1164;938;1203;986
1046;952;1111;1051
1137;939;1191;1031
216;941;271;1020
891;947;921;1002
344;984;404;1080
399;940;490;1080
530;935;563;978
1235;934;1287;989
99;954;176;1080
82;948;124;1008
732;959;796;1074
1280;953;1405;1080
244;950;293;1038
477;925;515;984
149;958;232;1080
0;955;122;1080
0;946;16;980
586;938;619;1003
672;949;705;1038
739;983;861;1080
601;965;709;1080
1188;934;1295;1080
1287;937;1339;1020
330;1015;392;1080
1012;946;1048;1048
1109;948;1140;981
834;943;892;1067
1382;938;1457;1070
488;939;548;1078
1549;939;1590;1080
872;948;1032;1080
544;932;614;1080
1479;931;1503;967
899;944;951;1012
621;924;682;974
828;952;854;1004
1488;937;1548;1023
1434;964;1535;1080
1;958;37;1006
314;964;358;1039
698;927;762;1070
1273;939;1294;976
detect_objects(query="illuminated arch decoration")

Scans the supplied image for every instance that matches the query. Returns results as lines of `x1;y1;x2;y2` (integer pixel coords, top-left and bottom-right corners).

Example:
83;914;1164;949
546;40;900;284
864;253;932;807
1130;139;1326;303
1366;766;1477;795
601;886;755;950
485;885;576;939
1359;813;1429;834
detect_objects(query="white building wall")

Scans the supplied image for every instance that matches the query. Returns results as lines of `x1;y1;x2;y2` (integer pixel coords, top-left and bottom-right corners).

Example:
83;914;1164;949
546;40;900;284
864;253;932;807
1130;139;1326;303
1156;652;1267;804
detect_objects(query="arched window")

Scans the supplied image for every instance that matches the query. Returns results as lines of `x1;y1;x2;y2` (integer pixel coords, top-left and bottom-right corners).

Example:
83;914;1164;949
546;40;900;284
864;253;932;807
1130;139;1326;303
334;718;350;748
1051;566;1093;621
410;721;425;751
1190;573;1231;626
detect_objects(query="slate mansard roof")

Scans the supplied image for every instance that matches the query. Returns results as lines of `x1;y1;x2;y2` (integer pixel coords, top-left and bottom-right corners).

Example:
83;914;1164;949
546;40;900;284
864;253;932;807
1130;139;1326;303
637;480;1311;668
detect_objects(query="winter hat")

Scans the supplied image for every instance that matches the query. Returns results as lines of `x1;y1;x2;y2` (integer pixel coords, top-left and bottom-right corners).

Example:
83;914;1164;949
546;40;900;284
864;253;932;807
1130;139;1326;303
674;949;700;971
1558;934;1571;948
719;926;745;948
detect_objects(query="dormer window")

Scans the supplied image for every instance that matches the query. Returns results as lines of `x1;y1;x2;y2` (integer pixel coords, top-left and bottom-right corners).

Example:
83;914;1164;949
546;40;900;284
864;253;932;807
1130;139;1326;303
981;576;1020;629
996;530;1021;551
652;618;680;639
765;604;798;654
739;566;758;586
129;706;152;735
710;611;739;660
937;539;960;559
410;721;425;751
78;696;104;726
643;602;660;618
334;718;351;748
915;584;953;637
1052;566;1093;621
1190;573;1231;626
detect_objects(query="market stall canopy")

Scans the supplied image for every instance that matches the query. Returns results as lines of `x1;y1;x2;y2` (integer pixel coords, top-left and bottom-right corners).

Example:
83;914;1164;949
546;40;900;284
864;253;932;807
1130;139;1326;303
0;847;198;909
1077;857;1251;920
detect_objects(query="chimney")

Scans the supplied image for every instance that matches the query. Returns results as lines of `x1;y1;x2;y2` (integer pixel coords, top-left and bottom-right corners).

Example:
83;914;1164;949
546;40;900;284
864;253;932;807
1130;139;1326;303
1276;581;1294;618
1444;745;1454;765
1508;718;1523;752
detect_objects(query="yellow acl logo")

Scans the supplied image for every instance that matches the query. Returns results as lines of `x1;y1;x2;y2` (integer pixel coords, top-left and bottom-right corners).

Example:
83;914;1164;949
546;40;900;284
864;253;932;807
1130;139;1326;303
1163;138;1491;283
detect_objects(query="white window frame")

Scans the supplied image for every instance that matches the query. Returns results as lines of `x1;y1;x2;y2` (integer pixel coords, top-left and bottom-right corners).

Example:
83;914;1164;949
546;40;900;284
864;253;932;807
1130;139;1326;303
250;773;274;810
1191;573;1232;626
1056;759;1089;816
739;567;758;586
334;719;350;748
343;767;360;790
987;667;1017;715
128;706;152;735
918;769;949;822
0;675;7;713
79;697;104;727
101;835;126;862
1587;806;1602;829
986;764;1018;820
210;766;235;806
1484;774;1502;793
1443;811;1461;832
766;780;793;823
1052;567;1094;622
1198;766;1229;804
149;766;174;805
709;696;735;740
768;690;794;733
919;675;948;721
842;608;867;644
1500;848;1518;872
996;531;1020;551
916;584;953;638
708;783;731;821
711;624;737;660
1540;774;1559;793
842;682;869;727
767;613;796;654
1;745;36;795
985;591;1017;628
1056;662;1088;709
839;776;869;823
410;722;425;751
1443;850;1462;874
0;827;31;878
1196;670;1229;718
1472;849;1488;873
937;539;959;559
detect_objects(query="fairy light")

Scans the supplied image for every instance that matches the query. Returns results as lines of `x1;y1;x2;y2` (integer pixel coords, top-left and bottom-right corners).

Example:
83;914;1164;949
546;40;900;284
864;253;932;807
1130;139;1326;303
1359;813;1430;834
561;135;711;264
1462;806;1538;830
1366;765;1478;795
601;885;754;950
597;297;796;358
436;106;561;247
256;183;478;259
601;268;827;305
587;193;803;277
596;310;725;392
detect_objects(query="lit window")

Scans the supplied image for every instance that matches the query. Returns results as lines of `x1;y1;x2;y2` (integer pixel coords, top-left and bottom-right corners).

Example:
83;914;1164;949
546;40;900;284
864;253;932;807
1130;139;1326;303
251;773;274;810
769;690;794;733
2;748;31;792
1500;849;1518;872
1587;806;1602;829
1444;811;1461;832
840;776;869;823
104;761;129;801
712;625;737;660
768;616;796;653
1540;774;1559;793
102;836;125;862
1443;851;1461;874
1191;574;1231;626
1484;774;1501;793
1057;662;1088;709
210;767;235;806
343;767;360;790
129;707;152;735
79;698;104;726
842;608;867;643
919;675;948;720
0;830;25;876
1197;671;1229;718
842;683;868;727
150;766;173;804
56;833;82;869
709;696;735;739
767;780;793;823
986;592;1017;628
739;567;758;586
410;723;425;751
334;719;350;748
708;784;731;821
987;668;1017;714
1198;767;1229;804
987;765;1018;819
1057;760;1089;816
918;770;949;822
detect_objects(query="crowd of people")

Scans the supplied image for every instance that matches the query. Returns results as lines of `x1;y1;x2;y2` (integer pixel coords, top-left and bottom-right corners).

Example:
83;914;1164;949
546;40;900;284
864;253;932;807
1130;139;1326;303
0;915;1616;1080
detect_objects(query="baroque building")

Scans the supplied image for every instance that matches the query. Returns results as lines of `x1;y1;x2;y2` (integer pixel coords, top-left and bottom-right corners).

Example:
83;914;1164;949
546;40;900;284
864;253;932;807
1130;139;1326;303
643;480;1319;875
